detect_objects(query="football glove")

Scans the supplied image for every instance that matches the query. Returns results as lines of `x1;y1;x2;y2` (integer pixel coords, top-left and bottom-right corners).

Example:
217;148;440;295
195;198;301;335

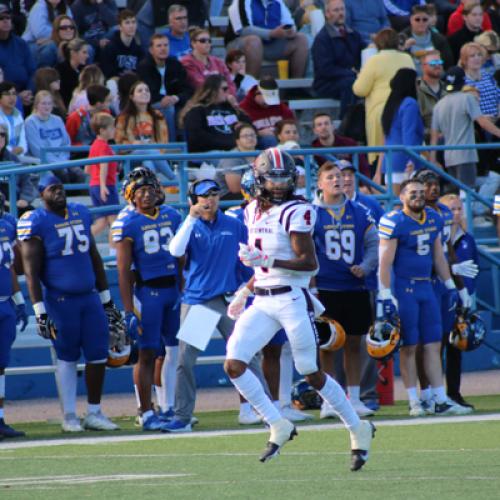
376;289;398;321
458;287;473;310
103;299;122;324
451;260;479;279
227;286;252;320
15;303;28;332
124;311;140;340
238;243;274;268
444;279;459;312
36;313;56;340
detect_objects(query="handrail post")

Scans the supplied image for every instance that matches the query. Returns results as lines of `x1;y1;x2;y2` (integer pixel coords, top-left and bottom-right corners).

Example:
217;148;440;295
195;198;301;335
304;154;312;200
386;150;394;210
465;192;474;237
9;173;17;219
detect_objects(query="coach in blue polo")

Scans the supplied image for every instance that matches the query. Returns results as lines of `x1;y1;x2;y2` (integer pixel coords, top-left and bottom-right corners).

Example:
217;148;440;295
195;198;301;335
163;179;266;432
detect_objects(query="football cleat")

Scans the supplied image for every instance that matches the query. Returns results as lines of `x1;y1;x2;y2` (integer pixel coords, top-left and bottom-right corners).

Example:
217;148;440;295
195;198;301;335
352;401;375;417
158;407;175;422
82;412;119;431
280;404;314;422
320;401;337;420
238;406;262;425
160;418;192;433
350;420;376;471
62;413;83;433
409;400;426;417
433;399;473;416
259;418;297;463
421;399;435;415
449;394;474;409
0;419;25;438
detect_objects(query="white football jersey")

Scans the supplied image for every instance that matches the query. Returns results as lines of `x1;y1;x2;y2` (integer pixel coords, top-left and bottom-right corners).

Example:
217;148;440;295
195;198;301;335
244;199;317;288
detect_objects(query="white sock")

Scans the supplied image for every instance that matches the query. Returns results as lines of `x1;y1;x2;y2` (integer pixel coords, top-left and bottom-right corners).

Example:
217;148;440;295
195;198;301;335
432;386;447;404
279;341;294;407
56;360;77;416
87;403;100;415
420;387;432;402
231;370;282;425
348;386;361;404
163;346;178;410
318;374;360;430
142;409;154;421
154;385;164;412
407;387;418;403
133;384;141;409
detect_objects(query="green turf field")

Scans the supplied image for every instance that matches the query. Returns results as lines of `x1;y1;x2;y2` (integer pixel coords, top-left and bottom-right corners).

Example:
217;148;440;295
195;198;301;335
1;396;500;499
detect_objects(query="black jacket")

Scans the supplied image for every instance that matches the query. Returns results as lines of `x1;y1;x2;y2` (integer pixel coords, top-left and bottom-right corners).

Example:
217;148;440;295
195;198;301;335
100;31;145;79
137;54;192;107
448;26;480;64
56;60;81;107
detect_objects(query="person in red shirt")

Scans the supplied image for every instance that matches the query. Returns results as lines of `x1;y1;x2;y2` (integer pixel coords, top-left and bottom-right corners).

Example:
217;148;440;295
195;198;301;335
87;113;119;260
447;0;492;36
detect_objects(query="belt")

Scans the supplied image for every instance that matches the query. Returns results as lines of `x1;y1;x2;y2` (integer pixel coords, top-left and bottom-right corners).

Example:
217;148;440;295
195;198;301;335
136;274;177;288
254;286;292;296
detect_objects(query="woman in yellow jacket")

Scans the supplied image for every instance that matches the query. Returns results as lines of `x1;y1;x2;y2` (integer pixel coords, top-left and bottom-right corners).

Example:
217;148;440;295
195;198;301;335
353;29;415;166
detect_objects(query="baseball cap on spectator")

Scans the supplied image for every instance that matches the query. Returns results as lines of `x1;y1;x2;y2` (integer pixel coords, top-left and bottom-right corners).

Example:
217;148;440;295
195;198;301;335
442;67;465;92
38;174;63;194
258;76;280;106
474;31;500;53
193;179;221;196
0;4;11;15
336;159;356;171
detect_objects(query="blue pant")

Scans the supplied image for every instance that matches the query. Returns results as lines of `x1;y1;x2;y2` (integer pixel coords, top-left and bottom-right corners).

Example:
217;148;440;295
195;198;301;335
45;290;108;362
394;278;442;347
432;278;455;338
0;300;16;369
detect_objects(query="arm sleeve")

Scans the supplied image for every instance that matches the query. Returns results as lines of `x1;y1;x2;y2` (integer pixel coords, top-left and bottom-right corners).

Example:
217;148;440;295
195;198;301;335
17;211;41;241
111;216;132;243
352;59;375;97
25;118;42;157
466;94;482;121
287;204;317;233
27;3;52;40
378;213;398;240
65;112;81;144
169;215;197;257
359;224;379;275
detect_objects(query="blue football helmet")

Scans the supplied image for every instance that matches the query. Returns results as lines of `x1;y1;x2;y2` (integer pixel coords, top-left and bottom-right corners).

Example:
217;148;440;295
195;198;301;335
291;379;322;410
449;308;486;351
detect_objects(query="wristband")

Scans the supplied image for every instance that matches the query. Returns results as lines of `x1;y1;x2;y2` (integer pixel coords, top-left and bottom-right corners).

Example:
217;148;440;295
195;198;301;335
12;291;25;306
444;279;456;290
378;288;392;300
99;289;111;304
309;287;318;295
33;301;46;316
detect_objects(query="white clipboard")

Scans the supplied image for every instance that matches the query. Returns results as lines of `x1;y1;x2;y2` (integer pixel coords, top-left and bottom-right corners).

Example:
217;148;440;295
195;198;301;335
176;304;221;351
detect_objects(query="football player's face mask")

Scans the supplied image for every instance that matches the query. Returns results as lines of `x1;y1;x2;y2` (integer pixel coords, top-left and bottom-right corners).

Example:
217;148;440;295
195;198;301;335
262;174;294;204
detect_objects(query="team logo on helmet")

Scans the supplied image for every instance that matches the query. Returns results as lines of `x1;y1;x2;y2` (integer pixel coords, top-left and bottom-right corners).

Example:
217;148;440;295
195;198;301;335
449;308;486;352
291;379;322;410
315;315;346;351
366;317;401;360
240;168;256;201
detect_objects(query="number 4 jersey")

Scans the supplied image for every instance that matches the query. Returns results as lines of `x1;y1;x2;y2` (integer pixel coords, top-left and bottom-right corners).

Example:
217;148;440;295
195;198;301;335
244;198;317;288
378;207;444;279
17;203;96;294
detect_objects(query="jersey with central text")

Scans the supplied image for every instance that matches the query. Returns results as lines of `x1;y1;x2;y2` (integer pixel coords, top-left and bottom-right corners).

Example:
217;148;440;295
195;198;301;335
0;218;15;298
17;203;96;293
378;207;444;279
111;205;181;281
313;199;375;291
244;198;317;288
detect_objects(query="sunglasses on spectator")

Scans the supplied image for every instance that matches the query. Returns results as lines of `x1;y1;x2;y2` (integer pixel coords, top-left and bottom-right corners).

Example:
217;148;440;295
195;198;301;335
413;17;429;22
59;25;75;31
196;38;211;44
425;59;444;66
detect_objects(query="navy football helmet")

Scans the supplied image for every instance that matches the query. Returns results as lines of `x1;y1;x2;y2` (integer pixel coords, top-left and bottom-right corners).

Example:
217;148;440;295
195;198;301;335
291;379;322;410
449;308;486;351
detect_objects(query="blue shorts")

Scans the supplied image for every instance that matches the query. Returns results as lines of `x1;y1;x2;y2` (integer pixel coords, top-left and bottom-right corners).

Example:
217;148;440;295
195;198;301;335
45;290;108;362
432;278;455;338
135;285;180;351
89;185;119;219
394;278;442;347
0;300;16;368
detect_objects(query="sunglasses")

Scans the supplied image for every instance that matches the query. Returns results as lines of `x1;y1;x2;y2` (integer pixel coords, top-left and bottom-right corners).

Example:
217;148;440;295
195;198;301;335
59;25;75;31
196;38;211;44
426;59;444;66
413;17;429;22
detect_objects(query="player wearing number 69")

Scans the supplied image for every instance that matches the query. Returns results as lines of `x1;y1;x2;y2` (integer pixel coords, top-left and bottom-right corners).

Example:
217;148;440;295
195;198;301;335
18;174;119;433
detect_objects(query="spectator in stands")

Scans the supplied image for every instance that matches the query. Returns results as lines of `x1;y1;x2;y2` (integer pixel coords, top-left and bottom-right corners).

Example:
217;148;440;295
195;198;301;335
447;0;491;35
474;31;500;76
22;0;72;68
417;50;447;142
353;28;415;166
377;68;423;195
484;0;500;33
312;0;364;119
275;119;300;146
0;81;27;156
430;66;500;187
68;63;105;113
225;49;258;102
115;80;175;180
345;0;389;45
217;121;257;201
180;74;248;153
71;0;117;59
181;27;236;95
448;0;485;63
239;76;294;148
66;83;111;146
401;5;454;72
100;9;144;79
311;111;370;176
226;0;309;78
56;38;90;107
461;42;500;118
384;0;425;31
34;67;67;119
0;4;35;93
137;33;191;142
116;70;140;111
50;15;77;63
163;4;190;59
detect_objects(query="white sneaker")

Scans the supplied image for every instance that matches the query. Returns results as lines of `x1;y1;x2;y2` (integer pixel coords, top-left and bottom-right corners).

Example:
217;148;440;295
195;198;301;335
320;401;337;419
82;411;120;431
409;399;426;417
260;418;297;462
350;420;376;471
62;413;83;433
238;407;262;425
280;404;314;422
351;400;375;417
434;399;473;416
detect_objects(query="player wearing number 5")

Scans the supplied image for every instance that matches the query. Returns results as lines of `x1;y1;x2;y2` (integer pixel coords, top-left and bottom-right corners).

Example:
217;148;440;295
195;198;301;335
18;174;119;433
312;162;379;418
112;172;182;432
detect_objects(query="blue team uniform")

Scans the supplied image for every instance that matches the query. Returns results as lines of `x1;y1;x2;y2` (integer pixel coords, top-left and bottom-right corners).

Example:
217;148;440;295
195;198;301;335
453;230;478;295
112;205;182;350
17;203;108;362
0;219;17;368
2;212;17;230
379;207;444;346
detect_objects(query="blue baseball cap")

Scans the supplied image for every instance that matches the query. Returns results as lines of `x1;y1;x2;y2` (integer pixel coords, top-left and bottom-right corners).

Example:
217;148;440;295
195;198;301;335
193;179;221;196
38;173;63;194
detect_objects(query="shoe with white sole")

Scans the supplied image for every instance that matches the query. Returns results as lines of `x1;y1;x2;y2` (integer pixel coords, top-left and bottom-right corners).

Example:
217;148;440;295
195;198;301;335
259;418;297;462
409;399;426;417
350;420;376;471
238;407;262;425
280;404;314;422
62;413;83;433
82;411;119;431
352;400;375;417
434;399;473;416
320;401;337;419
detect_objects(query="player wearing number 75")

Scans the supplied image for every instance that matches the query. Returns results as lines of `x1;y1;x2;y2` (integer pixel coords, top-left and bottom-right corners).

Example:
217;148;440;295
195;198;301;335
18;174;118;433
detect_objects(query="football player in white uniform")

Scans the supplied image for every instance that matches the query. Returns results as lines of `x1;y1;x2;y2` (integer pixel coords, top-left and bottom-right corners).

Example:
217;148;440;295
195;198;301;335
224;148;375;471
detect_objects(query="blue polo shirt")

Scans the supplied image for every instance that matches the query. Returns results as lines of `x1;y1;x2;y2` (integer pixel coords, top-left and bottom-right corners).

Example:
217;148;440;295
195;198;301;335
183;210;248;304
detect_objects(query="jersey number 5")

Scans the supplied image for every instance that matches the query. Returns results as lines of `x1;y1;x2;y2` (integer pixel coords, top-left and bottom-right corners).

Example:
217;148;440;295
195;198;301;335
57;224;89;256
416;233;430;256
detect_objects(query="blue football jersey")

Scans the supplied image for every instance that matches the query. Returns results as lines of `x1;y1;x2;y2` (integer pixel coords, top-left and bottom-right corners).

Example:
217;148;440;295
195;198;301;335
0;218;15;297
17;203;96;293
434;202;453;257
378;207;444;279
313;200;375;291
111;205;181;281
2;212;17;230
